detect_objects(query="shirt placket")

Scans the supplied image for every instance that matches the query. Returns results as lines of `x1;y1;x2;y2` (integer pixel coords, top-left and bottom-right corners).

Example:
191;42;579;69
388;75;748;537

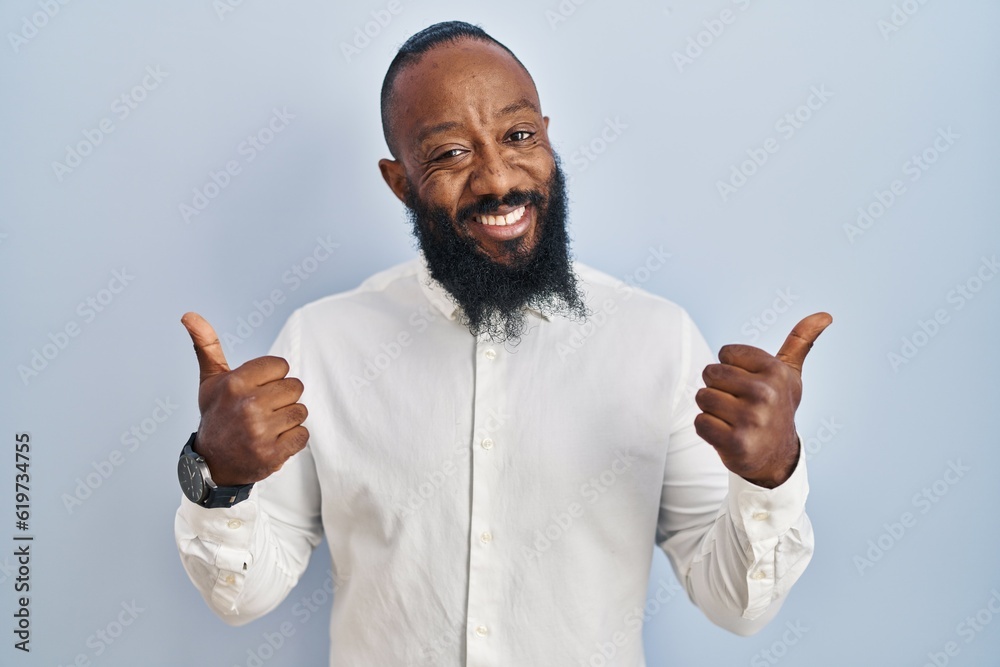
465;334;507;667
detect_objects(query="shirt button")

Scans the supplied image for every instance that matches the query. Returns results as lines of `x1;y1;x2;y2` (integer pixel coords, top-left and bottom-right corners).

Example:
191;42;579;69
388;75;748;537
751;570;767;581
751;511;769;522
481;438;494;450
224;574;236;585
484;349;497;360
227;519;243;529
475;625;489;637
480;531;493;543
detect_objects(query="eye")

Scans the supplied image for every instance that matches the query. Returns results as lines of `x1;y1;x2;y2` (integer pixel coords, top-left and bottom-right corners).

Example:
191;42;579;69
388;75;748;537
509;130;534;142
432;148;466;162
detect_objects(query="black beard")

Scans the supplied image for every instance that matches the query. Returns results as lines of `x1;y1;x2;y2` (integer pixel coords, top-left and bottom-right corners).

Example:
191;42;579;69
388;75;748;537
405;156;588;344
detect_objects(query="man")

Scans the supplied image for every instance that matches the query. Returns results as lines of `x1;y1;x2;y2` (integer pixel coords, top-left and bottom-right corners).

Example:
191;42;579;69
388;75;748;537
175;21;831;666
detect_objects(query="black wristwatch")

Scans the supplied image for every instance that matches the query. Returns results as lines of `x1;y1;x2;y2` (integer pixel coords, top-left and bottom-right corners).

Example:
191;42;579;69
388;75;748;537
177;432;254;508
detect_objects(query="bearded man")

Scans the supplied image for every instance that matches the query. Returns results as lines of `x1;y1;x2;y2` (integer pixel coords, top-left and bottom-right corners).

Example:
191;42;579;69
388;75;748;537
174;20;831;667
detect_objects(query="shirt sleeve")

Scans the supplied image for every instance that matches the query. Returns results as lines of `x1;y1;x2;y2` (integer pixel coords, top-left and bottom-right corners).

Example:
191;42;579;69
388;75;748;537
174;308;324;625
655;309;814;636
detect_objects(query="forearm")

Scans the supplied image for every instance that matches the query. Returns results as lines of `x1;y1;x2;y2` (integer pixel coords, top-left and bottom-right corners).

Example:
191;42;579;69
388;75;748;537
174;444;323;625
176;499;316;624
664;451;813;636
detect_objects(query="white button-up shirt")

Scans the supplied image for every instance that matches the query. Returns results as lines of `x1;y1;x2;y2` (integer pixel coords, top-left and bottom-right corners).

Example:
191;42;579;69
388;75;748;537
175;256;813;667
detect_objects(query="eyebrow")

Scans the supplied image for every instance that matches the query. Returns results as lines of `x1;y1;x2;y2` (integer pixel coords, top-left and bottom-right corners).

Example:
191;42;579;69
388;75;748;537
412;98;541;148
414;121;463;147
497;98;539;117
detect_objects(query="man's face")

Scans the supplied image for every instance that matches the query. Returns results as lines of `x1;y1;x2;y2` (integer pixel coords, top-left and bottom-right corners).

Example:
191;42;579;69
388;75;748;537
380;39;555;265
379;37;587;342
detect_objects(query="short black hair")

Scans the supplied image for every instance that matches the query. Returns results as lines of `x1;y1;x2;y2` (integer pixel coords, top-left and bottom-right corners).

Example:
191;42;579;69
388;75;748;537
380;21;531;158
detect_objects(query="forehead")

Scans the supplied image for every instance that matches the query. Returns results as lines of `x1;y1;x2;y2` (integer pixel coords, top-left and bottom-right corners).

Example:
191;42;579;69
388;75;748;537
392;39;540;145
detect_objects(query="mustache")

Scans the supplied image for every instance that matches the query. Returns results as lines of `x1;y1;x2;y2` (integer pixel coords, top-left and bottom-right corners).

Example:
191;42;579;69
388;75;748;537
405;153;588;344
456;188;545;222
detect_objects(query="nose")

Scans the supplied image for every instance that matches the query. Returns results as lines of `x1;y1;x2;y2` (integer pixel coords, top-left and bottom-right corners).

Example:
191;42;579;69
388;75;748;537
468;143;516;199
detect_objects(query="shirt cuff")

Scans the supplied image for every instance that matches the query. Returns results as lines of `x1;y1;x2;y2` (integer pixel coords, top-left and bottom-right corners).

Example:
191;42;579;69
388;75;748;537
725;438;812;620
727;438;809;543
176;491;261;611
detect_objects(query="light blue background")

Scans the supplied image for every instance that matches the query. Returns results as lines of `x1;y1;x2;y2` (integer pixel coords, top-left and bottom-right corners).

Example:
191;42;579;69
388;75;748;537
2;1;998;665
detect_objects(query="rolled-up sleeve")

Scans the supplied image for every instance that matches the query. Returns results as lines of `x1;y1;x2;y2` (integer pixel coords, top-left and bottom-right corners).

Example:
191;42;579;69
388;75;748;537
174;308;324;625
656;309;814;636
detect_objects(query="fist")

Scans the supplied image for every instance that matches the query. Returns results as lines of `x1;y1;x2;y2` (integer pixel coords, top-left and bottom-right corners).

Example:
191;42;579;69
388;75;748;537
694;312;832;488
181;312;309;486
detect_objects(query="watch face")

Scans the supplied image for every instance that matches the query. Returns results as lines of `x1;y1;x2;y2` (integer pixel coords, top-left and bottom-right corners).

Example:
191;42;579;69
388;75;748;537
177;456;206;503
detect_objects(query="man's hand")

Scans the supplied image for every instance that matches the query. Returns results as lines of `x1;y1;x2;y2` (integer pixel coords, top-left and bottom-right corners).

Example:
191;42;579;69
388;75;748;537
694;312;832;488
181;312;309;486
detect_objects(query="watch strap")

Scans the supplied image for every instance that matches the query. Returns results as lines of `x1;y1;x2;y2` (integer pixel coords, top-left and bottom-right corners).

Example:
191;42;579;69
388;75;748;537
201;482;254;509
180;432;254;508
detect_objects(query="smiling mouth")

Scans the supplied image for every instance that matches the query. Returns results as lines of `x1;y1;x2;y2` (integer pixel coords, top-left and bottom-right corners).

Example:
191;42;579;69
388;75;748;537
465;204;535;244
471;205;527;226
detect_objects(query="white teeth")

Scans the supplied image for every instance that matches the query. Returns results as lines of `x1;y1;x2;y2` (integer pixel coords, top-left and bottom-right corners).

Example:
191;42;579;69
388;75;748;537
476;206;525;227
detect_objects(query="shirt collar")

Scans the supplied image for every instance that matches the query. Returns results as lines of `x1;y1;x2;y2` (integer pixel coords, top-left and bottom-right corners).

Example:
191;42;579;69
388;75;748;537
415;253;552;323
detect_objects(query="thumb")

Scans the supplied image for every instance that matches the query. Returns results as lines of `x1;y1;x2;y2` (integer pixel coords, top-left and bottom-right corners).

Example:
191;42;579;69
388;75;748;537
775;312;833;375
181;311;231;383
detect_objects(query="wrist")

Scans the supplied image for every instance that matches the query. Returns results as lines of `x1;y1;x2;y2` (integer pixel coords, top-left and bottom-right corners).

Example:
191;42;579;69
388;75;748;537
192;427;241;486
744;435;801;489
178;432;253;508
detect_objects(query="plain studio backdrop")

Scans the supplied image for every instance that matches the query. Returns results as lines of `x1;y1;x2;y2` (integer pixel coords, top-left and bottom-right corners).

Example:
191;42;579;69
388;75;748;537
1;1;998;665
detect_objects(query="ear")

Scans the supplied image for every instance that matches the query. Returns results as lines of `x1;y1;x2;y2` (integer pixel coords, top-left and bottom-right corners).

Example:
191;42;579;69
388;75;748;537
379;158;409;205
543;116;549;132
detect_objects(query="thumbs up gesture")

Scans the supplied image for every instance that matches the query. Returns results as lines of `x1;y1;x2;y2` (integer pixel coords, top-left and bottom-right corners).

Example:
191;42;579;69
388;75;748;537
180;312;309;486
694;312;832;488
